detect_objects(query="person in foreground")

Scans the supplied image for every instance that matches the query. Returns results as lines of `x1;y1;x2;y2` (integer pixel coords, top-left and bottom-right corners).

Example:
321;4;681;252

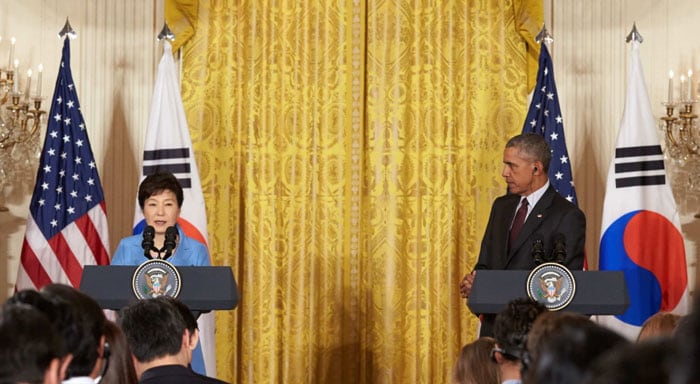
119;297;227;384
525;318;628;384
110;171;210;375
0;303;65;384
492;298;546;384
9;284;109;384
459;133;586;336
452;337;500;384
100;320;138;384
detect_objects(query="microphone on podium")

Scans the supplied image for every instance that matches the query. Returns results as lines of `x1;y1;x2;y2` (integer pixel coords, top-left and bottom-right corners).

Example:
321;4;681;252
531;233;546;264
141;225;156;259
163;226;178;260
552;233;567;263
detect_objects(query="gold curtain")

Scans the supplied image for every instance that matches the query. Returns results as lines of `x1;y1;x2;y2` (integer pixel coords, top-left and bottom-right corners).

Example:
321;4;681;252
166;1;542;383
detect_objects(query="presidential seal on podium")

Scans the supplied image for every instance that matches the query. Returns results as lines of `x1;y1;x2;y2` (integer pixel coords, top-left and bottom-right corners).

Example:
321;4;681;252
132;259;182;300
526;262;576;311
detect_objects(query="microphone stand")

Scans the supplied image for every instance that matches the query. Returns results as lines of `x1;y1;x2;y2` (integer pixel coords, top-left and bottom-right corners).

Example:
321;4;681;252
532;238;546;264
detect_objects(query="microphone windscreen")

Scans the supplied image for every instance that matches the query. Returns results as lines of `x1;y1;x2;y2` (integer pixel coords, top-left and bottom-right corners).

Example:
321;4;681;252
143;225;155;239
165;226;178;239
142;225;156;258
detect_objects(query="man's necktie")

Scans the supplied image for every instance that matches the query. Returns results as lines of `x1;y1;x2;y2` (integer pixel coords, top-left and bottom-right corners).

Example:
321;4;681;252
509;198;528;251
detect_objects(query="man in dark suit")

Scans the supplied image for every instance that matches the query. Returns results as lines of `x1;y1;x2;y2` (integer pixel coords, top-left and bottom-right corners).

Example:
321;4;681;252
120;296;228;384
459;133;586;336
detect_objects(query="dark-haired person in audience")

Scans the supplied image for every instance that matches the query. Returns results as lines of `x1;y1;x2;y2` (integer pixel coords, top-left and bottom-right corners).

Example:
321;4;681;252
453;337;500;384
524;320;628;384
110;171;210;374
119;297;227;384
459;133;586;336
525;311;591;366
583;338;680;384
0;304;65;384
99;321;137;384
9;284;108;384
492;298;546;384
41;284;109;384
158;296;201;363
670;295;700;384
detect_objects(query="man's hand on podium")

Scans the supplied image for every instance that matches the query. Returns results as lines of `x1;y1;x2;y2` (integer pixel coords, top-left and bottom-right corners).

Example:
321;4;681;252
459;271;476;298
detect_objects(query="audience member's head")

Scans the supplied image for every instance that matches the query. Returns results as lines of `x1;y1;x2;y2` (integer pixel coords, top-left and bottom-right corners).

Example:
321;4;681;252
0;304;64;384
157;296;200;364
492;298;546;383
583;338;681;384
671;306;700;384
119;296;196;377
526;311;592;365
636;311;681;342
159;295;198;334
493;298;546;362
99;320;138;384
39;283;108;380
452;337;500;384
524;320;629;384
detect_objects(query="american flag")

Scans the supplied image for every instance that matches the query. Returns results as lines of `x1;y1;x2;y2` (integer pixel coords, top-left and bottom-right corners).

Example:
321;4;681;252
522;42;578;205
15;38;110;290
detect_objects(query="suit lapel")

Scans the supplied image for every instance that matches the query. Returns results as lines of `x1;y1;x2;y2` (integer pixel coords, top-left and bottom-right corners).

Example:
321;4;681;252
508;186;556;259
498;195;520;266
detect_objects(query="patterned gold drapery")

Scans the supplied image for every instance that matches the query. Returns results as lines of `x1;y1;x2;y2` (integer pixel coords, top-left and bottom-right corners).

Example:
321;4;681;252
166;1;541;383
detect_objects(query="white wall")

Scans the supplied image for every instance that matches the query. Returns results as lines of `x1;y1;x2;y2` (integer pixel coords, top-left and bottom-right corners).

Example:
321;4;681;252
545;0;700;291
0;1;164;296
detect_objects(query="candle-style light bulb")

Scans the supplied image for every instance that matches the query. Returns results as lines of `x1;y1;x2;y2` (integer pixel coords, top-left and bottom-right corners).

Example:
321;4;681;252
668;70;674;104
35;64;43;98
8;37;15;71
8;36;15;70
12;59;19;93
688;70;694;101
25;69;32;100
680;75;687;102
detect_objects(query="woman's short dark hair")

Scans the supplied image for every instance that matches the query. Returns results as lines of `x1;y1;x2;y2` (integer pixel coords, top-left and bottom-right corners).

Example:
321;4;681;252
137;172;184;209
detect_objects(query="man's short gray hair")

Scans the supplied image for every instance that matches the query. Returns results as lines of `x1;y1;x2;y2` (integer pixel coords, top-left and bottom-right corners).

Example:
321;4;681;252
506;133;551;172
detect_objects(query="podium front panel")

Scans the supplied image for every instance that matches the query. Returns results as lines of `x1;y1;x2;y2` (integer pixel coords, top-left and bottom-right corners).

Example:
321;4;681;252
80;265;239;311
467;270;628;315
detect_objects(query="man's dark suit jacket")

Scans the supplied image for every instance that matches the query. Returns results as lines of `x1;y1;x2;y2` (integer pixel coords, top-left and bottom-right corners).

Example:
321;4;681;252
139;365;229;384
473;185;586;336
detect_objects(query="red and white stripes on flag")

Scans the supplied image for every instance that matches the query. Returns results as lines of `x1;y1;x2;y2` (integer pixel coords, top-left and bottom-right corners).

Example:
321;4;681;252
16;38;110;290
